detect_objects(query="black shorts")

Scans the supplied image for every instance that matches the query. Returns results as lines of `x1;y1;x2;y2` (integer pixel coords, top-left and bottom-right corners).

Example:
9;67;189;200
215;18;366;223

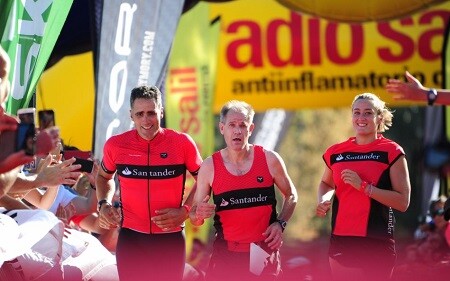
116;228;186;281
329;235;396;271
206;238;281;281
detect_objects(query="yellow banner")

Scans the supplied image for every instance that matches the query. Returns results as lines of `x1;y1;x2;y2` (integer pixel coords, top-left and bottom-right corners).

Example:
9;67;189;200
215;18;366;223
210;0;450;112
37;52;95;151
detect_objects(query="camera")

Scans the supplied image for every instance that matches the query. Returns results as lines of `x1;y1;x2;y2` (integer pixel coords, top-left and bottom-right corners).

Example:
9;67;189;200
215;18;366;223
0;121;37;171
17;108;37;156
16;123;36;156
17;107;36;124
38;109;55;130
63;150;94;173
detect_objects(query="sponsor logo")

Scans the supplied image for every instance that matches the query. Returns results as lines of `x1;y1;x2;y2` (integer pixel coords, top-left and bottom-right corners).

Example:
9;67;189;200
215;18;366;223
229;194;268;205
257;176;264;183
387;208;394;235
120;167;176;177
220;199;229;207
333;152;385;162
122;167;132;175
160;153;168;158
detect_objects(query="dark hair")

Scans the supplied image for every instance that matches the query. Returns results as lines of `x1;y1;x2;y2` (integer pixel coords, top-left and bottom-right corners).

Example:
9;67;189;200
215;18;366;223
428;199;444;217
130;85;162;109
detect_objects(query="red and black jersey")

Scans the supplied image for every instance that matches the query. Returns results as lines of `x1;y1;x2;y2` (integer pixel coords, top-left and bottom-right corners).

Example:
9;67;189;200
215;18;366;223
211;145;277;243
101;128;202;234
323;135;405;241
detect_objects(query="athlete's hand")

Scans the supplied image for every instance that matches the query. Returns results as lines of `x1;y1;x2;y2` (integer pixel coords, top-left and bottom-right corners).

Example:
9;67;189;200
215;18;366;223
263;222;283;250
341;169;363;190
99;204;121;229
316;200;331;217
194;195;215;220
152;207;187;231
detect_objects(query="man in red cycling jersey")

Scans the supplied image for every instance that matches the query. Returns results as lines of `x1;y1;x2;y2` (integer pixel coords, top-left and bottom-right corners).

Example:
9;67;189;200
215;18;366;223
96;85;202;281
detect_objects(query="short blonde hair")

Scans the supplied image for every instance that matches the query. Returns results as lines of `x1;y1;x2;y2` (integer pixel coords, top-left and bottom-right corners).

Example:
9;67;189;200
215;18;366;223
352;93;393;132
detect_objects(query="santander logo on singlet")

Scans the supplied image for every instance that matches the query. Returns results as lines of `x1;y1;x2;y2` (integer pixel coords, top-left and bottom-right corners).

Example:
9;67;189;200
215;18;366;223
120;166;176;177
222;194;269;206
335;152;381;162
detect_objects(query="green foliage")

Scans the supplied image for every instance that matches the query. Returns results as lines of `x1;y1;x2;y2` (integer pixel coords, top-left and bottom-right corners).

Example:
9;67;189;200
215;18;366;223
278;108;353;241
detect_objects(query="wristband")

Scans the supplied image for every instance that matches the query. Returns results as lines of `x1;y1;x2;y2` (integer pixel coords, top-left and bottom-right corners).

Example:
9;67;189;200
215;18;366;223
360;181;369;192
365;184;374;197
277;219;287;232
182;204;191;214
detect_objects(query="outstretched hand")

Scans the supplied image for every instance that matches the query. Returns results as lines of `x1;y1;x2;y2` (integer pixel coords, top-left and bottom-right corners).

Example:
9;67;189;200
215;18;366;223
386;71;425;101
35;157;82;187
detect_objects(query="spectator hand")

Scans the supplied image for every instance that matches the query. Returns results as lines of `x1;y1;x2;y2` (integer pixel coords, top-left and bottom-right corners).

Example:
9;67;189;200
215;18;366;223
85;159;99;186
56;202;76;227
35;129;57;157
386;71;425;101
35;157;82;187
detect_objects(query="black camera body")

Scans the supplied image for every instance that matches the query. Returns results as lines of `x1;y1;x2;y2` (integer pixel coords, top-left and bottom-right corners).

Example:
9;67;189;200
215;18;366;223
0;123;36;159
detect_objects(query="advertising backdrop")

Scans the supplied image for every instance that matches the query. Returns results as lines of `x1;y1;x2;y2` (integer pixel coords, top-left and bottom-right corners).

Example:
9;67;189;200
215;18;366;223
210;0;450;112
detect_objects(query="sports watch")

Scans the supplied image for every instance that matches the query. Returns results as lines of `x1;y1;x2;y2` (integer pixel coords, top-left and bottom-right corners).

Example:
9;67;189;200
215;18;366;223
97;199;111;212
427;88;437;106
277;219;287;232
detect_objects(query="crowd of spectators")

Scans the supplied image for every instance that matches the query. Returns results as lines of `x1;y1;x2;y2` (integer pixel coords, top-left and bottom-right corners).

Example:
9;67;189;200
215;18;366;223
392;197;450;281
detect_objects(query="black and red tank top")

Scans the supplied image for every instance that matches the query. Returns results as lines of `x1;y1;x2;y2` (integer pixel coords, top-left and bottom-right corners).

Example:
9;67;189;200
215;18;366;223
211;145;277;243
323;135;405;241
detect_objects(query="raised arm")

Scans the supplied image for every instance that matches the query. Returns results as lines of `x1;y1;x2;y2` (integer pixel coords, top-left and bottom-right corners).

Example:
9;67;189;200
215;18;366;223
386;71;450;105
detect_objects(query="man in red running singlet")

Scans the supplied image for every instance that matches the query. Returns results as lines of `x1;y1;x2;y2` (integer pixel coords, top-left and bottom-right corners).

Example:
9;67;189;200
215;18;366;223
189;100;298;281
96;85;202;281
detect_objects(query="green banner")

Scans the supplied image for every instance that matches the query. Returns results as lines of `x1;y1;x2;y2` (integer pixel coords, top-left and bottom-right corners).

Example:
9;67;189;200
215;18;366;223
0;0;73;114
166;2;219;159
165;2;220;251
